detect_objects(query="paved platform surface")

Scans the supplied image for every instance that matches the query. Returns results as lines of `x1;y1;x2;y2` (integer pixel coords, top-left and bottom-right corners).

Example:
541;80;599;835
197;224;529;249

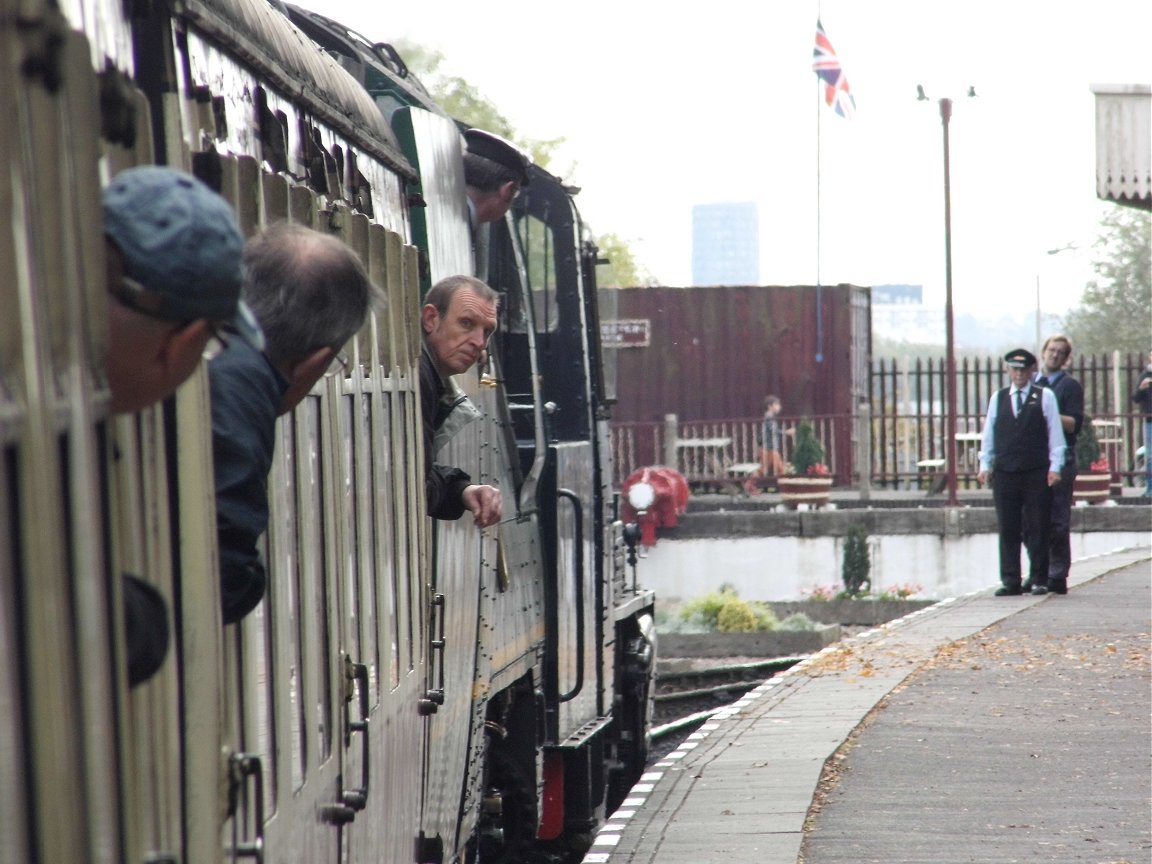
584;546;1151;864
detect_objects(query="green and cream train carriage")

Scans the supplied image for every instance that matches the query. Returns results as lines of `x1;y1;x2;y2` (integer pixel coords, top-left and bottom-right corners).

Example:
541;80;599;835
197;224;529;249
1;1;656;862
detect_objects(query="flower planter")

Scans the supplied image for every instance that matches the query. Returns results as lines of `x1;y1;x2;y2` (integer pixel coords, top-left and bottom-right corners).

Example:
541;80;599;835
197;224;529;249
1072;472;1110;505
658;624;842;659
779;476;833;509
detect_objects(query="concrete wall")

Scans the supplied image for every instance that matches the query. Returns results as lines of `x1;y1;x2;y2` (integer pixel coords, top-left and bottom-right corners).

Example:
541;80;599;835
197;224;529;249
636;530;1150;603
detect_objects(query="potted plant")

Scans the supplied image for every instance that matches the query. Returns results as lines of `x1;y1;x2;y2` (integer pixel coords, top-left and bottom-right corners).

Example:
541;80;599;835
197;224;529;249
1072;416;1110;504
780;420;833;508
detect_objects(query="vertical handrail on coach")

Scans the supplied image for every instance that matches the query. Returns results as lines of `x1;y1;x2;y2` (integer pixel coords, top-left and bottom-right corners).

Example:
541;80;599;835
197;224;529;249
555;489;585;702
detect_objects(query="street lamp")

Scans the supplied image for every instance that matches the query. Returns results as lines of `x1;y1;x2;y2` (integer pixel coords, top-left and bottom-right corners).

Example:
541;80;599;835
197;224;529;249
1036;244;1079;344
919;84;976;507
939;97;959;507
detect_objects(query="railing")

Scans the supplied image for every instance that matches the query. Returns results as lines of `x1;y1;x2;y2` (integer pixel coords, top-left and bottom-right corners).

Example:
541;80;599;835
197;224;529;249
611;414;848;490
610;351;1148;492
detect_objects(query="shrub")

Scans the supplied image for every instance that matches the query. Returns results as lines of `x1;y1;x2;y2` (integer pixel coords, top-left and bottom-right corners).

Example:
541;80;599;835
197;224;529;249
777;612;817;631
677;587;779;633
841;524;871;598
716;600;758;632
1076;416;1102;471
678;586;739;631
790;420;826;476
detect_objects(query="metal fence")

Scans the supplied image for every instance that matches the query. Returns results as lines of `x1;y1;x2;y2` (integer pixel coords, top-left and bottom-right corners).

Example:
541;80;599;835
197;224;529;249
610;351;1149;491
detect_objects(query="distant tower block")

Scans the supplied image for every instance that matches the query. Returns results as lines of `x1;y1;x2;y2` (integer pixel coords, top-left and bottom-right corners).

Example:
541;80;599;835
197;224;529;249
692;202;759;286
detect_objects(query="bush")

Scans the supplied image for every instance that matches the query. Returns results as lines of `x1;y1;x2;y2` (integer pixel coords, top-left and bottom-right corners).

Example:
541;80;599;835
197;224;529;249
841;524;871;598
677;587;779;633
790;420;826;475
777;612;817;631
1076;415;1101;471
716;600;758;632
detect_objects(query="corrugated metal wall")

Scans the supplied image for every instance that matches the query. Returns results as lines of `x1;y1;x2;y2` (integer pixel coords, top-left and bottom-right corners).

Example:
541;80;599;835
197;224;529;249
604;284;871;425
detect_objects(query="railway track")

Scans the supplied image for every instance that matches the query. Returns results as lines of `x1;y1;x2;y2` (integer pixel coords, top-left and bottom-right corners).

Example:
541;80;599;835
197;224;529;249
648;656;805;763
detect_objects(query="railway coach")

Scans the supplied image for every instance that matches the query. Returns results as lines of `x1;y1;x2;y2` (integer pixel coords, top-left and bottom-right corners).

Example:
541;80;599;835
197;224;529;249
1;1;655;862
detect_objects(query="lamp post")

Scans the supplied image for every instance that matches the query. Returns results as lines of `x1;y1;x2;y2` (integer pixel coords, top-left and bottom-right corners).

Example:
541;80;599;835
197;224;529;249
939;97;959;507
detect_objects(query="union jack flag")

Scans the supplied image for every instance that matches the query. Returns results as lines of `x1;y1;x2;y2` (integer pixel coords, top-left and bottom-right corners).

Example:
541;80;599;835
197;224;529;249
813;19;856;119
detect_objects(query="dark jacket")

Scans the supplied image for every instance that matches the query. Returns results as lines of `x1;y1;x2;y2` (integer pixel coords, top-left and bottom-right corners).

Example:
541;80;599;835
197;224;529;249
1133;369;1152;417
209;339;289;624
420;346;472;520
1038;370;1084;450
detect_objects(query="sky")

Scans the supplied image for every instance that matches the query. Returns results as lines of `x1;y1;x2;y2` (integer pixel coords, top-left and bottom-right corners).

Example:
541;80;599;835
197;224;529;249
286;0;1150;318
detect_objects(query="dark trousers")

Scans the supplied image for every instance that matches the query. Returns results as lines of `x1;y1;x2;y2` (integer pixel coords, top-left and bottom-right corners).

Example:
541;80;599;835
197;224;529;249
1047;459;1076;584
992;467;1053;588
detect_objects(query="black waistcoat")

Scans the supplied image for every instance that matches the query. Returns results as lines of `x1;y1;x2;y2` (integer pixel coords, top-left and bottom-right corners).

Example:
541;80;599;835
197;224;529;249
993;387;1048;472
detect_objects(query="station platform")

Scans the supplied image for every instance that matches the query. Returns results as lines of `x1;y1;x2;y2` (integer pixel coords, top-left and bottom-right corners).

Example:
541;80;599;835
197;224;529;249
584;546;1151;864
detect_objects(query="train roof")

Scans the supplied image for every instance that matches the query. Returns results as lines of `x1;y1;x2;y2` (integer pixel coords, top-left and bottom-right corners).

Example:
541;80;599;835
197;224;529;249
185;0;415;178
281;4;448;122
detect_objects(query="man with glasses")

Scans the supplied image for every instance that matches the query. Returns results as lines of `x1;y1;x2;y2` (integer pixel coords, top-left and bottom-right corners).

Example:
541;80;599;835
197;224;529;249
210;222;382;624
102;165;261;685
1030;335;1084;595
420;275;503;529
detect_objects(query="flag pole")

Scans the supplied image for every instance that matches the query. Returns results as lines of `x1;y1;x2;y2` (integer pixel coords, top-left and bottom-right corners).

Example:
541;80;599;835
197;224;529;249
813;15;825;364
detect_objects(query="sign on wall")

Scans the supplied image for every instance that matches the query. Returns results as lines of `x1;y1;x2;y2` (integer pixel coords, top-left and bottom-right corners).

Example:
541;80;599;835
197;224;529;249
601;319;650;348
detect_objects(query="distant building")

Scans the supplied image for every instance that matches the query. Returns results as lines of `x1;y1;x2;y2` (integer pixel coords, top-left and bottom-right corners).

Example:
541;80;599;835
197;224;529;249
691;202;759;286
870;284;943;344
871;284;922;305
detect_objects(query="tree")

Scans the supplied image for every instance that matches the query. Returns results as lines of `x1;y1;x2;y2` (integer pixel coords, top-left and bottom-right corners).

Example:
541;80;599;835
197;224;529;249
1062;207;1151;354
395;41;563;168
841;524;871;598
789;421;826;475
595;233;655;287
395;40;647;280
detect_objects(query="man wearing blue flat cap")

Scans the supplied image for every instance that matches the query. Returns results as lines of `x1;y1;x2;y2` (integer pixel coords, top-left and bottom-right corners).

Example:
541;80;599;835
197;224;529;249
103;165;263;414
976;348;1066;597
102;164;261;686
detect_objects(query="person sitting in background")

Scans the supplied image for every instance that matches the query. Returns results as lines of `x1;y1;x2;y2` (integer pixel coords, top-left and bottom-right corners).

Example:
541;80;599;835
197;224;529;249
103;165;261;684
211;222;382;624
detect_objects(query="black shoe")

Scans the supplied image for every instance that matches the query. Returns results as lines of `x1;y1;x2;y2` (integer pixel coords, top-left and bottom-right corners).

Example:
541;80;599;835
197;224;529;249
1022;579;1033;593
1030;584;1049;596
1049;580;1068;595
995;586;1023;596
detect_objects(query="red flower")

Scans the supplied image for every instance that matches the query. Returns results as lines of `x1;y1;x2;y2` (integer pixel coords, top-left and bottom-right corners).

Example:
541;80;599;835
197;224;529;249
805;463;830;477
1089;457;1110;473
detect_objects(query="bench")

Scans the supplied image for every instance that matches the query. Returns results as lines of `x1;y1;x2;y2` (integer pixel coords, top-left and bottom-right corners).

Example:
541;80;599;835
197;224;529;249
916;458;947;494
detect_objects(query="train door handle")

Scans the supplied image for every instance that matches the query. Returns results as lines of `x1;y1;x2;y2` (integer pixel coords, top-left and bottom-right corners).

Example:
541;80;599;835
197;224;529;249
556;489;585;702
228;753;266;862
342;657;370;811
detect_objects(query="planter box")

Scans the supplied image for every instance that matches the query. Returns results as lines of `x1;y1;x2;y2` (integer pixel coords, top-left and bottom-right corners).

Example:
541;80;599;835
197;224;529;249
768;599;937;626
779;476;833;509
1073;472;1110;505
658;624;841;659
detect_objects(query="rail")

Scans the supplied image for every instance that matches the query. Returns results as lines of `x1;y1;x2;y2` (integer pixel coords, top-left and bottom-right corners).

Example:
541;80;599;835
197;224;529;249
610;351;1149;493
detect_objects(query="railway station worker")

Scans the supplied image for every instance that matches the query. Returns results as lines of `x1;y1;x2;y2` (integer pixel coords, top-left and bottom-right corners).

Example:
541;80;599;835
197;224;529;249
103;164;259;684
420;275;503;528
211;222;381;624
463;128;530;280
976;348;1065;597
1029;335;1083;595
